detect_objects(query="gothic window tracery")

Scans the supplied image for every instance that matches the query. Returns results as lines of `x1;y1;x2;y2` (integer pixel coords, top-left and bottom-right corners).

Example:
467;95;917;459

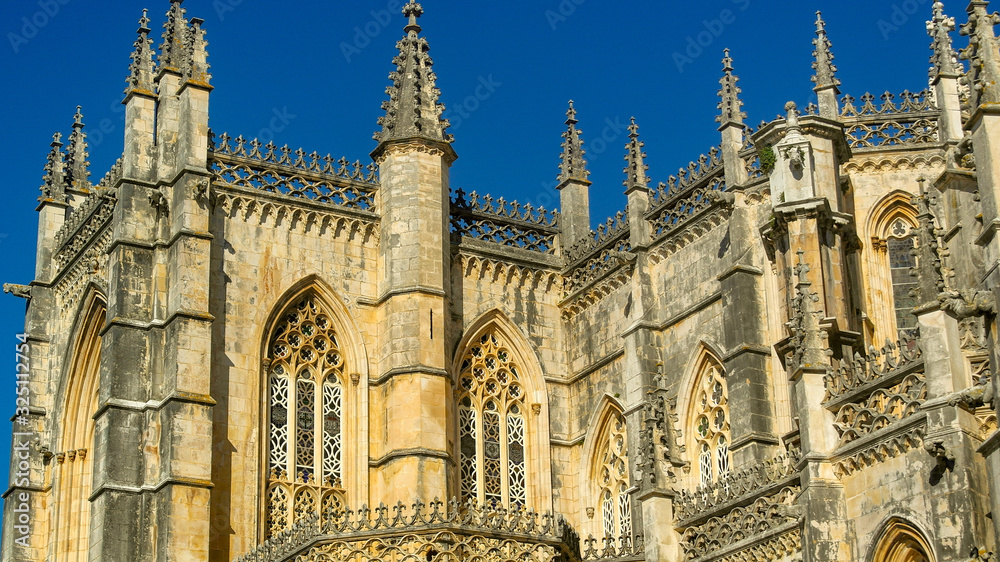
690;356;731;488
458;329;527;509
266;296;345;537
595;410;632;541
886;218;917;339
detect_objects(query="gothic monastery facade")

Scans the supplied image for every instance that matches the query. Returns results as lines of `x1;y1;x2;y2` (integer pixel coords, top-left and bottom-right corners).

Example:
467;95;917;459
3;1;1000;561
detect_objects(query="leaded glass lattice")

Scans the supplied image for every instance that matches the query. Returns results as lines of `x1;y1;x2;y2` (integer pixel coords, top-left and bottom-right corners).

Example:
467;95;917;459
458;329;528;509
266;296;346;537
887;232;917;339
596;410;633;542
692;358;731;487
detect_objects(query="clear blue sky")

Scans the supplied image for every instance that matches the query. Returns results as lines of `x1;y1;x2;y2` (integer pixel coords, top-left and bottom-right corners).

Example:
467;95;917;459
0;0;953;496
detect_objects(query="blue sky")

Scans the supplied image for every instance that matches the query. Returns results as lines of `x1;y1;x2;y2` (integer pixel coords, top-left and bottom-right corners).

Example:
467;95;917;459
0;0;952;494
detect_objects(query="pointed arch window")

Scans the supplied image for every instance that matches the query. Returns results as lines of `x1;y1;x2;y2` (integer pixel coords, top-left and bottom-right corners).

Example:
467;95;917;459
458;329;527;508
595;410;633;542
690;356;731;488
886;218;917;339
266;296;345;537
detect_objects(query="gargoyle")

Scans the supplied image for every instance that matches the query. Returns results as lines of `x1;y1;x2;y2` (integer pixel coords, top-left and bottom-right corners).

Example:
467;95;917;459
947;381;995;409
3;284;31;300
939;289;996;319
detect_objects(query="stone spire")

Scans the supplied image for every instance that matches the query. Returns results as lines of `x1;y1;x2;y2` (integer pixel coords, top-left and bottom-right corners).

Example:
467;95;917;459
40;133;66;201
960;1;1000;107
811;11;840;92
623;118;650;194
159;0;188;73
65;106;90;190
184;16;211;86
559;101;590;184
125;9;156;97
374;0;452;145
928;2;961;78
716;49;746;128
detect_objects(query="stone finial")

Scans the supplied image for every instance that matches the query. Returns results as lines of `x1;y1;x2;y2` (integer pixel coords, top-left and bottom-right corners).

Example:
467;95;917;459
716;49;747;128
928;2;961;78
65;106;91;190
159;0;188;72
374;0;452;145
125;9;156;97
959;1;1000;107
910;178;947;304
811;11;841;92
184;17;212;86
559;100;590;183
623;118;650;194
785;101;801;130
788;250;829;369
40;132;67;202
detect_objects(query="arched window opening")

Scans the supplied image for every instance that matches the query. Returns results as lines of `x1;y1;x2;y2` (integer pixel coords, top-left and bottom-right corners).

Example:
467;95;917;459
266;296;345;537
595;410;632;542
872;520;934;562
458;329;527;509
886;218;917;339
689;355;731;488
55;296;104;561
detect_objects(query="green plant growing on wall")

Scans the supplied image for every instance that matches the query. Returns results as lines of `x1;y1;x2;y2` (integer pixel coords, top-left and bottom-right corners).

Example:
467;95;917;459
760;145;777;175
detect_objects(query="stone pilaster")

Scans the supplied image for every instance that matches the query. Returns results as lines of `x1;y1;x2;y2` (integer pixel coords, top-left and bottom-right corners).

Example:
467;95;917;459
370;139;456;505
718;202;778;465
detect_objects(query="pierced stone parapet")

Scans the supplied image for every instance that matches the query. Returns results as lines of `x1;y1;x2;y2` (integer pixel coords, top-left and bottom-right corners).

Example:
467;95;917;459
95;157;124;189
564;247;635;294
647;179;731;244
563;210;630;266
678;486;802;562
209;133;378;211
234;498;582;562
450;188;559;255
52;190;117;271
673;448;801;525
832;373;927;447
581;534;645;562
822;334;922;403
648;148;724;211
839;91;940;150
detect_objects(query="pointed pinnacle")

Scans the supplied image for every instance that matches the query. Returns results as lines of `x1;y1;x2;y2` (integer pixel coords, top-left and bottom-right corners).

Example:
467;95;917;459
126;8;156;97
559;100;589;183
716;48;746;127
623;117;650;193
41;132;66;199
811;11;841;91
160;0;188;71
374;0;450;145
66;106;90;189
928;2;960;78
959;1;1000;106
